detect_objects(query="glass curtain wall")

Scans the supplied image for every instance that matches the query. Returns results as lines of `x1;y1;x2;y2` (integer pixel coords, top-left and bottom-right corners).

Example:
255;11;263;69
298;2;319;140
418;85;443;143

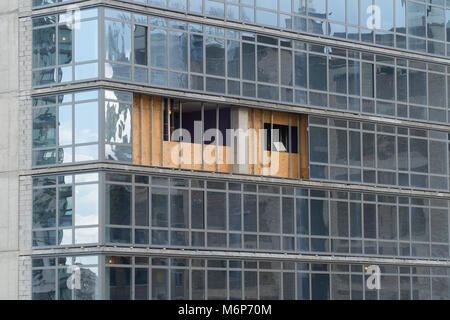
31;254;450;300
32;0;450;58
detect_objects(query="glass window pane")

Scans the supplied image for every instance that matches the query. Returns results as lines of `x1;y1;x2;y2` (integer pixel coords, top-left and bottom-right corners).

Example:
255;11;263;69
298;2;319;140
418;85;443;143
377;134;396;170
364;204;376;239
169;31;188;71
59;104;72;146
171;269;189;300
376;65;395;100
207;192;226;230
259;196;280;233
75;227;98;244
150;28;167;68
260;272;281;300
58;25;72;65
229;193;241;231
410;139;428;173
295;51;307;88
171;189;189;228
430;209;449;243
409;70;427;105
329;57;347;94
105;20;131;63
282;198;294;234
58;186;73;227
309;54;327;91
411;207;429;242
106;184;131;226
244;194;257;232
378;205;397;240
191;34;203;73
191;190;204;229
75;184;98;226
296;198;309;235
311;199;329;236
227;40;240;78
242;43;255;81
33;107;56;148
312;274;330;300
33;188;56;228
310;127;328;163
152;188;168;227
106;267;131;300
135;269;148;300
105;101;131;144
350;203;362;237
75;20;98;63
208;270;227;300
206;37;225;76
135;186;149;226
33;27;56;67
429;141;447;175
428;73;445;107
362;62;374;97
134;25;147;66
408;2;426;37
152;269;168;300
75;102;98;144
33;270;55;300
329;129;348;165
257;46;279;84
330;201;348;237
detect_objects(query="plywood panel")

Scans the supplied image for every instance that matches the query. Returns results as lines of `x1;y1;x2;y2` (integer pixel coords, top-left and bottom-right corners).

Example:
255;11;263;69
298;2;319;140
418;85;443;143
132;93;141;165
179;142;202;171
218;145;232;173
291;153;299;179
203;143;217;172
141;95;151;166
263;110;271;124
254;109;263;175
290;114;300;179
262;151;290;178
300;114;309;179
152;97;162;167
163;141;180;168
273;111;290;126
248;109;254;175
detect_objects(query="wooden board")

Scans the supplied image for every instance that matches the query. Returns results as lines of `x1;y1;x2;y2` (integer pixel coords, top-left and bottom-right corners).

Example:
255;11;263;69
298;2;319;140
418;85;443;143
253;109;263;175
163;141;181;168
273;111;290;126
300;114;309;179
142;95;151;166
152;97;162;167
218;145;232;173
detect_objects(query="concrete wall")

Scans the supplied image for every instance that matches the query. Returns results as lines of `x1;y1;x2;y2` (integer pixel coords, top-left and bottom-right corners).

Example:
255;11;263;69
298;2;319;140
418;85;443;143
0;0;20;300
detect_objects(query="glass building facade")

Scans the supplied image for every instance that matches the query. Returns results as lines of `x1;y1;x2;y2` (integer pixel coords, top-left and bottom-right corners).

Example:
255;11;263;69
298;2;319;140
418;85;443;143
28;0;450;299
